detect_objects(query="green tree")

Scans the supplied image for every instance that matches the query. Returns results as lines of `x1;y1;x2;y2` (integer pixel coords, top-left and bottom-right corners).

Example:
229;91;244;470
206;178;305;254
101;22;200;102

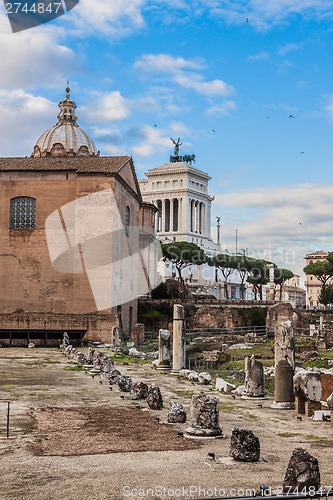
318;285;333;307
274;268;294;300
233;255;258;300
161;242;207;282
304;253;333;307
208;254;239;299
246;259;272;300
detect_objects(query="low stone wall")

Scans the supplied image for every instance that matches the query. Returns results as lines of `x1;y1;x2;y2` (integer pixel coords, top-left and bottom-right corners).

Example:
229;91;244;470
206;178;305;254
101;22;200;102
0;311;118;345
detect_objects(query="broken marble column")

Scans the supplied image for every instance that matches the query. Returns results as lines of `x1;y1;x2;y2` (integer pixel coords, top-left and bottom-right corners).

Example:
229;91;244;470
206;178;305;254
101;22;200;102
147;384;163;410
294;369;322;416
90;351;103;373
130;381;148;400
242;355;265;398
283;448;320;491
100;358;115;383
131;323;145;344
112;326;121;348
87;347;94;365
109;368;121;385
172;304;186;372
270;303;295;409
76;352;87;365
117;375;132;392
167;402;187;423
65;344;73;354
156;329;171;370
61;331;70;348
230;428;260;462
185;394;223;438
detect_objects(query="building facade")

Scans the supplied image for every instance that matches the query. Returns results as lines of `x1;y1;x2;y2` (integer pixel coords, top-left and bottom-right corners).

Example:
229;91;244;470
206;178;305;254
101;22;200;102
0;89;158;346
304;251;330;309
139;161;221;256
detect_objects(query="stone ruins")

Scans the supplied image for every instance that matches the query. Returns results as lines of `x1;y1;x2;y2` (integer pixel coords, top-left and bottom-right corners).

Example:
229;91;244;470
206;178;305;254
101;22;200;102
146;384;163;410
172;304;186;372
270;303;295;409
156;329;171;370
283;448;320;491
242;355;265;398
230;428;260;462
185;394;223;438
167;402;187;423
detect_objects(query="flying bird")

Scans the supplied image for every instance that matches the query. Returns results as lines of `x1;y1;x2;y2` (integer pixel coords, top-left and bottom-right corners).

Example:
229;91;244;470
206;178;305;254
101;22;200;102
211;129;216;132
246;17;249;22
289;114;295;119
301;151;304;154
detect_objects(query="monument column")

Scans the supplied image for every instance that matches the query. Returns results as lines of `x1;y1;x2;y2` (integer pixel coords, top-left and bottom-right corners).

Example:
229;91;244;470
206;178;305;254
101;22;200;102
161;198;166;233
177;198;182;232
206;202;211;238
201;203;205;234
270;303;295;409
170;198;174;233
172;304;185;372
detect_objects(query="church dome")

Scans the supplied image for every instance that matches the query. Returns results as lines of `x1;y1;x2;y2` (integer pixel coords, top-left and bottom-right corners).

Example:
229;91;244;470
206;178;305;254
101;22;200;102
32;87;99;158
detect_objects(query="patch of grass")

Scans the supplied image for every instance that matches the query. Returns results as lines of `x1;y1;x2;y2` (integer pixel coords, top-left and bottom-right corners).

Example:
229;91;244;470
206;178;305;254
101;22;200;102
173;389;195;398
64;365;84;371
108;352;151;365
302;358;329;369
219;401;237;413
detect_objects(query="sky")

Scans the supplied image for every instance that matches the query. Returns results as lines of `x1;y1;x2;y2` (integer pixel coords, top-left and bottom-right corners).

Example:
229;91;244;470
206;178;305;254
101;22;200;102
1;0;333;283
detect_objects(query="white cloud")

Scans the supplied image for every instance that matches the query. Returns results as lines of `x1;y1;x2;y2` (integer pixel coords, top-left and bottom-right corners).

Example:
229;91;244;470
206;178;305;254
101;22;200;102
206;100;237;115
247;51;270;61
81;91;131;122
278;43;302;56
0;90;55;156
134;53;202;73
180;0;333;30
213;183;333;276
131;125;172;157
62;0;145;36
134;54;234;97
0;13;75;89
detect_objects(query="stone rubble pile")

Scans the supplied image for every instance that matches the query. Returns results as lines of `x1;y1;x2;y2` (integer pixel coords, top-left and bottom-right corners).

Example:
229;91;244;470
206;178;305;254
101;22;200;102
167;402;187;423
230;428;260;462
60;343;166;412
283;448;321;491
178;369;212;385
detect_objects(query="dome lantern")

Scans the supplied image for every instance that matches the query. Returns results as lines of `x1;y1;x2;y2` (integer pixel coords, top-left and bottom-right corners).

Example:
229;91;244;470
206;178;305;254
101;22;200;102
32;87;99;158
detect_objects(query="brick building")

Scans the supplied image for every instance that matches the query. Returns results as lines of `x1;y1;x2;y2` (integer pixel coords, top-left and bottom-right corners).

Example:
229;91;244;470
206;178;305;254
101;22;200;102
0;88;158;346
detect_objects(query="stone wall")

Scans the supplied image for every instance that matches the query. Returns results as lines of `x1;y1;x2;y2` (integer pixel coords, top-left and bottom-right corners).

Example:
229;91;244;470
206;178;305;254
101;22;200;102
0;311;118;346
0;168;145;340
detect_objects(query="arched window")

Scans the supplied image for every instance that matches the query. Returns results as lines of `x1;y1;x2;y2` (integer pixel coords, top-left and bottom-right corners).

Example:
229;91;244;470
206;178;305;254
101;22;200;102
125;206;130;236
10;197;36;229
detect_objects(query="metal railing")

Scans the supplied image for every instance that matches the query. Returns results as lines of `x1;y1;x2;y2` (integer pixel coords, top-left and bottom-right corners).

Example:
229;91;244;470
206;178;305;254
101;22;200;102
186;325;272;337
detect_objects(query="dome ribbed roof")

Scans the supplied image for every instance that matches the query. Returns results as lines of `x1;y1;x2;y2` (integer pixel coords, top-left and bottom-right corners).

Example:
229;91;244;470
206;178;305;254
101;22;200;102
32;87;99;158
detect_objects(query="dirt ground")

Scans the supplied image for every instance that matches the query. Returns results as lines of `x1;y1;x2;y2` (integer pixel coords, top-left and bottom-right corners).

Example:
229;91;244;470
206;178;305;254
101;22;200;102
0;348;332;500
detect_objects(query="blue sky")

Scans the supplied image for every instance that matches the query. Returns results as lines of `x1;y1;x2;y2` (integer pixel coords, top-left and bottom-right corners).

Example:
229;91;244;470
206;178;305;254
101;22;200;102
1;0;333;281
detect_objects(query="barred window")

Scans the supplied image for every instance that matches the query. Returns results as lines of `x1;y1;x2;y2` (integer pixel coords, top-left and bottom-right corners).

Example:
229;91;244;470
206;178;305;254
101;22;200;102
10;197;36;229
125;206;130;237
